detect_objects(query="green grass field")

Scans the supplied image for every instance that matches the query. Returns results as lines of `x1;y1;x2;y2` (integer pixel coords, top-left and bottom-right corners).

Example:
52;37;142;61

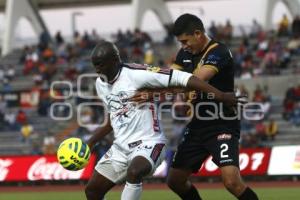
0;187;299;200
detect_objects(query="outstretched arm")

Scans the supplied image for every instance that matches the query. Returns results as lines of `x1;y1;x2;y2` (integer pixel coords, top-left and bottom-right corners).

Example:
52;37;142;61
129;87;187;104
185;75;244;106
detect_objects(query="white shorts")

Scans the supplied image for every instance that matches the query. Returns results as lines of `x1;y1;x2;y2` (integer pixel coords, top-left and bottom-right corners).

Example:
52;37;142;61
95;140;166;183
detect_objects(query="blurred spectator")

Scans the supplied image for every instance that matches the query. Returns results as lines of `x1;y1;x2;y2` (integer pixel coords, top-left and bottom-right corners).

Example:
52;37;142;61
265;119;278;140
4;65;15;81
73;31;82;46
241;119;253;133
74;58;88;73
21;121;34;142
2;79;12;92
16;110;27;125
241;133;257;148
292;15;300;38
23;47;39;75
42;46;55;62
43;132;56;154
223;19;233;43
91;29;102;45
64;65;78;81
238;84;249;98
250;19;262;38
164;24;174;45
278;14;290;36
52;102;71;118
131;44;143;63
287;37;300;54
82;31;91;48
31;142;43;155
294;84;300;101
209;21;218;39
0;99;6;114
253;85;265;102
38;90;51;116
144;43;154;65
290;104;300;126
4;110;18;131
55;31;64;46
283;98;295;120
119;47;129;63
0;67;4;82
255;121;267;141
39;31;50;51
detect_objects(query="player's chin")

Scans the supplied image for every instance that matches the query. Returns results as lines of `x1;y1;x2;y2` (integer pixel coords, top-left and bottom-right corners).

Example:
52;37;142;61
191;50;199;55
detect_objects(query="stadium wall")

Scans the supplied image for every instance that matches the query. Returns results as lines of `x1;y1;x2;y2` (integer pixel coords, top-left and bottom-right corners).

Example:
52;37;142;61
0;146;300;183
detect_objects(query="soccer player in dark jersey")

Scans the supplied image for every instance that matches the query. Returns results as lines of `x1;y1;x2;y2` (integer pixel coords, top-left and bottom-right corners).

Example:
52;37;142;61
166;14;259;200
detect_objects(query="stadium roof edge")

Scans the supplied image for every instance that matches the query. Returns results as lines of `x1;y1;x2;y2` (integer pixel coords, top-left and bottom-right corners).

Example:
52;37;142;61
0;0;202;11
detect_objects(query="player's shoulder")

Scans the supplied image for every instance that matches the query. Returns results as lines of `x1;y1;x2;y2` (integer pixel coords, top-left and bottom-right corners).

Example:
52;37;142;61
122;63;147;71
123;63;171;74
95;77;107;89
208;41;232;59
96;76;103;84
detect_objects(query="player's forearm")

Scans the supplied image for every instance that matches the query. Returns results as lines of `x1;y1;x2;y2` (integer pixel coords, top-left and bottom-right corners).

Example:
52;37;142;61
186;76;223;101
143;87;185;99
87;123;113;150
169;70;224;101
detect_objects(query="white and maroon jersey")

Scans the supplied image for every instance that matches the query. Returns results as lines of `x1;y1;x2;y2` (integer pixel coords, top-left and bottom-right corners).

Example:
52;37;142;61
95;63;192;150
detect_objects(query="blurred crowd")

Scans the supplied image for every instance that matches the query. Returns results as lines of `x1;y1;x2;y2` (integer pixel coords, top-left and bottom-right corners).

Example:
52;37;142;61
1;15;300;156
283;84;300;126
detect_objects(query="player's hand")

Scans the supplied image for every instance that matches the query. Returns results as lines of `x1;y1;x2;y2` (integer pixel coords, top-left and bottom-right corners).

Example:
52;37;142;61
222;92;248;107
129;90;153;104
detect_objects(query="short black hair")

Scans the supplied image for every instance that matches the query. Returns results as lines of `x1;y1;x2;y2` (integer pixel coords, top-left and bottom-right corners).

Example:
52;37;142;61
91;41;120;66
172;13;205;36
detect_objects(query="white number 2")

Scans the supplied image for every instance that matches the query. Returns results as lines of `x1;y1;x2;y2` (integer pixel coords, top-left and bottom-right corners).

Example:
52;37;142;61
220;144;229;158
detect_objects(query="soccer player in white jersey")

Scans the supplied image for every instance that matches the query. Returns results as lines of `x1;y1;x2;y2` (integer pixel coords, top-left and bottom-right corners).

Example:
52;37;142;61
85;41;244;200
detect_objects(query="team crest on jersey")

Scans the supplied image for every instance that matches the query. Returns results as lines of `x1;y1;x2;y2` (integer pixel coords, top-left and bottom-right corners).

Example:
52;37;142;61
146;65;161;73
106;91;136;128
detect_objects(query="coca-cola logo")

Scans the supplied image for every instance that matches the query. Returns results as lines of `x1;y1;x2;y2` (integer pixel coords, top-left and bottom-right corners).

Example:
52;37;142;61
0;159;13;181
27;157;84;181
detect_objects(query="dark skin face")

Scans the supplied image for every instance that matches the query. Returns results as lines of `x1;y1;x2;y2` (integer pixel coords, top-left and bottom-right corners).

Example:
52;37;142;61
94;58;121;82
91;42;122;82
176;30;210;55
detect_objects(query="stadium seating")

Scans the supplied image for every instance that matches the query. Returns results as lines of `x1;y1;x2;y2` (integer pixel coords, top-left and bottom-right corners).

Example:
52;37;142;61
1;25;300;155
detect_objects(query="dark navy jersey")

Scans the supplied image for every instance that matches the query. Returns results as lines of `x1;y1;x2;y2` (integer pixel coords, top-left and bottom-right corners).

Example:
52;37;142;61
173;40;240;132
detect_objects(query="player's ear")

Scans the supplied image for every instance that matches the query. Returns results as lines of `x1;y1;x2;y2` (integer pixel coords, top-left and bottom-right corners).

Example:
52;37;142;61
193;30;203;40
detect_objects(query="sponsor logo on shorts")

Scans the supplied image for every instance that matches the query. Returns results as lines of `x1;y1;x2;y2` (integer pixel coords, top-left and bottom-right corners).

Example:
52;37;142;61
220;159;233;164
104;149;112;159
217;133;232;141
128;140;142;148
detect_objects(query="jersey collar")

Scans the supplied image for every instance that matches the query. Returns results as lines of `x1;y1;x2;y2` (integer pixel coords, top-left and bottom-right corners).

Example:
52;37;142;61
108;64;123;85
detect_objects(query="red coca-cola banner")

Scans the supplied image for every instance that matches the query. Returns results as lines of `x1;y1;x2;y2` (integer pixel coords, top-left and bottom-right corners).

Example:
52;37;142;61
0;154;96;182
195;148;271;176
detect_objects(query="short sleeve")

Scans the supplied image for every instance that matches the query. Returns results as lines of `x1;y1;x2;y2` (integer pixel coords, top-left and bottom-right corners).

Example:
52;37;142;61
201;45;233;73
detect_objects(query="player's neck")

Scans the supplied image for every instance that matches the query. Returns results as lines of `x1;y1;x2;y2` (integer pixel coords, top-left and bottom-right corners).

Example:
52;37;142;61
108;65;122;84
200;34;211;53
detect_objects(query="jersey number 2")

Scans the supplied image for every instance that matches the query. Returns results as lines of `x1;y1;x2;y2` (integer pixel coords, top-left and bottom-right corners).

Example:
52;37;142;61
220;143;229;158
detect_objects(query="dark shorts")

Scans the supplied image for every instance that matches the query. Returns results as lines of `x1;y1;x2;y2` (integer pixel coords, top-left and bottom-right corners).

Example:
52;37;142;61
171;127;240;173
